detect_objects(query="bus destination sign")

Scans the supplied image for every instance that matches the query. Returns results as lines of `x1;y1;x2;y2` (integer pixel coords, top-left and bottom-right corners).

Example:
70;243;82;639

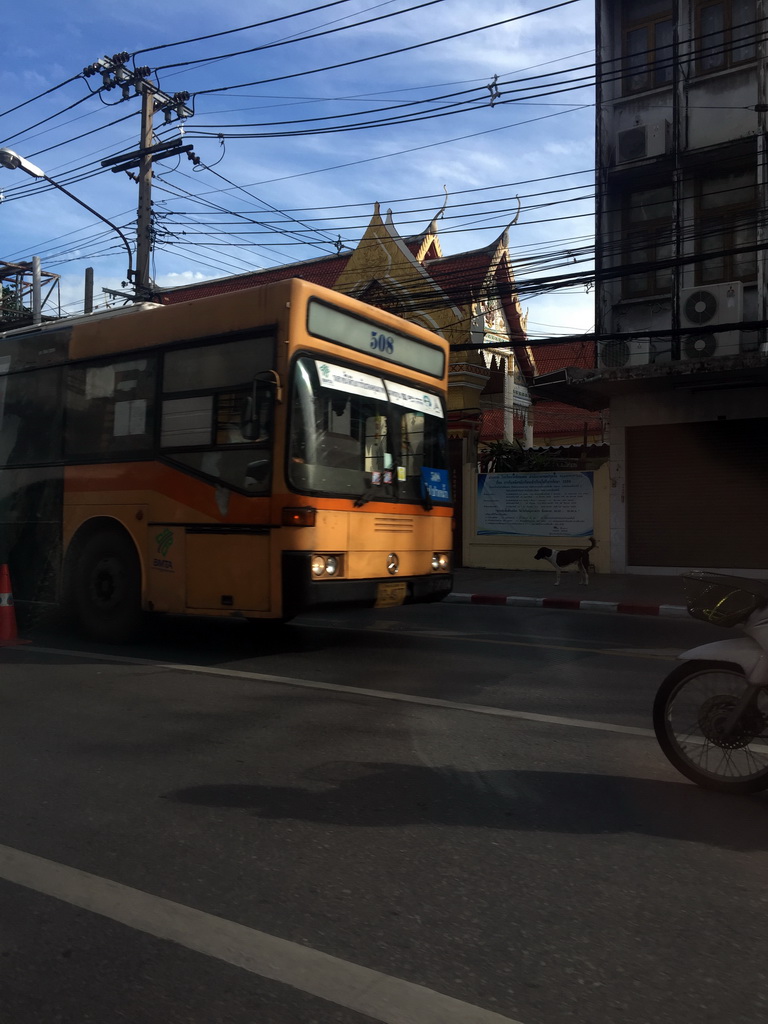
307;300;445;378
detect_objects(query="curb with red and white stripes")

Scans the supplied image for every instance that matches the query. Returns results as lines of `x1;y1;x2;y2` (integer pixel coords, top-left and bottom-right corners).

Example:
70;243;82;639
444;592;688;618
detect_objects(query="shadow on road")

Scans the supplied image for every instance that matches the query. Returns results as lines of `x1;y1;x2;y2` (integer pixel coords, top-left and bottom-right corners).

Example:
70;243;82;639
15;607;337;663
166;761;768;851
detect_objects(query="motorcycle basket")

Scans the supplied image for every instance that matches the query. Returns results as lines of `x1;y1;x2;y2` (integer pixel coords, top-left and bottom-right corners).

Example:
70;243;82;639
682;572;768;628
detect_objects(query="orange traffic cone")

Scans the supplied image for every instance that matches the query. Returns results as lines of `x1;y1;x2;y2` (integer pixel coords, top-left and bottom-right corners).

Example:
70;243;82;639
0;564;26;646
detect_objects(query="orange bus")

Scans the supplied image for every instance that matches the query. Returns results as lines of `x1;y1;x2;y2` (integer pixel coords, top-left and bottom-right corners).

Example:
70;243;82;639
0;278;453;642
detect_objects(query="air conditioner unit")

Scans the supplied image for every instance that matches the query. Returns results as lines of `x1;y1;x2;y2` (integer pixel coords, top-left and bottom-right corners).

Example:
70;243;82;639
616;120;670;163
680;282;743;360
598;338;651;369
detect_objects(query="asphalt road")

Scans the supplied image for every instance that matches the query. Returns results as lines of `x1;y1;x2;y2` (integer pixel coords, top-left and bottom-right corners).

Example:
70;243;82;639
1;602;767;1024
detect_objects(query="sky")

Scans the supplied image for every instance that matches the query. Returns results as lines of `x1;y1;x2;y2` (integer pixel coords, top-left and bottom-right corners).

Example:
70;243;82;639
0;0;596;345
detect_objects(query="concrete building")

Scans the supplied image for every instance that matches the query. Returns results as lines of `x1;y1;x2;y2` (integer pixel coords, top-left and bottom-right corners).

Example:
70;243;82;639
535;0;768;574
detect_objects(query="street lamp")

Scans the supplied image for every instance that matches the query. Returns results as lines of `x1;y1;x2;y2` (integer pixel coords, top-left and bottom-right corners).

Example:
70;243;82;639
0;147;134;290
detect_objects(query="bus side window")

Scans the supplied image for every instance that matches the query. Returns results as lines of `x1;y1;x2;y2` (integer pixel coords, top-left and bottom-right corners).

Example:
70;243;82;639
240;381;274;443
65;359;155;456
3;366;63;465
216;390;252;445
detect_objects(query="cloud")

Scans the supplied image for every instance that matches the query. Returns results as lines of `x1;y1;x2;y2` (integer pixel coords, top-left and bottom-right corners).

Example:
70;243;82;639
153;269;215;286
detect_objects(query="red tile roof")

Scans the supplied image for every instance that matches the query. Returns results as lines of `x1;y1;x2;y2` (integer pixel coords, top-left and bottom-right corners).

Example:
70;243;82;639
534;340;596;376
156;254;349;304
404;237;441;260
478;408;526;441
478;403;602;443
533;400;603;439
425;248;496;303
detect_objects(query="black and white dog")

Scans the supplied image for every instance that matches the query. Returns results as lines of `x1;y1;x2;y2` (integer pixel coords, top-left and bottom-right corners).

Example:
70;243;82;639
533;537;596;586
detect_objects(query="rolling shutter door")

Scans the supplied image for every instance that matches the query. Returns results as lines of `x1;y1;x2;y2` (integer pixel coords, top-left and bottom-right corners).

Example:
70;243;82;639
626;418;768;567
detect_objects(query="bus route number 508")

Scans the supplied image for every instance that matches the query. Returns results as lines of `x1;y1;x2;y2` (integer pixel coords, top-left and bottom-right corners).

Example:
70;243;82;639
371;331;394;355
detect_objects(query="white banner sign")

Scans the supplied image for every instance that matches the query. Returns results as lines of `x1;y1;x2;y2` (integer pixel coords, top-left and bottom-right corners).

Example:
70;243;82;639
315;360;387;402
316;360;443;416
385;380;444;418
477;472;594;537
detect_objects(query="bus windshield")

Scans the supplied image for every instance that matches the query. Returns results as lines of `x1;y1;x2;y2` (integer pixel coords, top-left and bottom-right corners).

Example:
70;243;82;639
288;356;450;506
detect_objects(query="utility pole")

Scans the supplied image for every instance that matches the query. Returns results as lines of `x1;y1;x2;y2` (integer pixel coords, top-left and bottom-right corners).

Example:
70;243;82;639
92;55;195;300
128;84;195;298
135;84;155;300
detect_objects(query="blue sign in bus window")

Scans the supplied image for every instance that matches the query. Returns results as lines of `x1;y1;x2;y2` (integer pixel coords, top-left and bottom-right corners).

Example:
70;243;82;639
421;467;450;502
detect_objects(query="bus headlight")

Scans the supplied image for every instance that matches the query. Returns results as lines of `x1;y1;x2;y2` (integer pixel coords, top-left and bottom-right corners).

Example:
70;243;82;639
311;554;342;577
432;552;450;571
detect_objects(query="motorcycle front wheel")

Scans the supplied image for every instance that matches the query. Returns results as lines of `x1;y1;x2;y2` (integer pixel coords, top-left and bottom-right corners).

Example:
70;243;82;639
653;660;768;793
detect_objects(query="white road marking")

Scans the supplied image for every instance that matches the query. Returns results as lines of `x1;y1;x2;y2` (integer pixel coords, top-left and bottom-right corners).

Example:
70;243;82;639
17;646;656;738
0;842;524;1024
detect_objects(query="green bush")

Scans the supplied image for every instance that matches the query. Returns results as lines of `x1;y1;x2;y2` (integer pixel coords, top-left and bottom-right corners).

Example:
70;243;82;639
478;439;559;473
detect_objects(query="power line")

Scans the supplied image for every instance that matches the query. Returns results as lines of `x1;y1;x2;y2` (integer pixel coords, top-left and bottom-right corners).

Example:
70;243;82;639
0;71;85;124
190;1;582;97
154;0;449;73
3;15;762;169
133;0;366;57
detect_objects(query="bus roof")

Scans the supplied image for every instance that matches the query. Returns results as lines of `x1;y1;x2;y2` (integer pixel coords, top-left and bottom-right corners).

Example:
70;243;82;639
0;302;162;340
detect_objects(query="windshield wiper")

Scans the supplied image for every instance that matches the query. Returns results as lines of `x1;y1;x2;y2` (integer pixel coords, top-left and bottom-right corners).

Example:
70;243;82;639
354;489;375;507
355;480;397;506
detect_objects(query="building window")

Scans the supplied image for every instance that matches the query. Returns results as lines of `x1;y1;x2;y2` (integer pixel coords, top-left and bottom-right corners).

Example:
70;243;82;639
695;0;757;73
623;185;674;298
623;1;675;94
695;170;756;283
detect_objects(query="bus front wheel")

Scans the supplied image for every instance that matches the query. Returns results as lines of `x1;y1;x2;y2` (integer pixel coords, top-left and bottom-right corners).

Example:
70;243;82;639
70;529;143;644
